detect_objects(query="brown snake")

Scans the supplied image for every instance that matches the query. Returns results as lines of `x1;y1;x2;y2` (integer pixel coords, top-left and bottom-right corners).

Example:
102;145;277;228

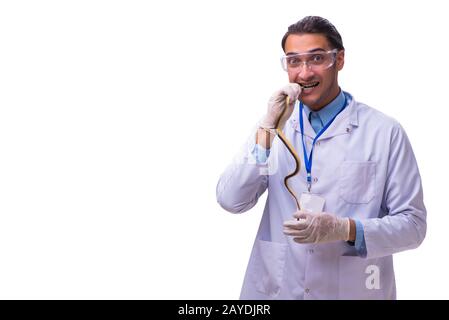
274;96;301;210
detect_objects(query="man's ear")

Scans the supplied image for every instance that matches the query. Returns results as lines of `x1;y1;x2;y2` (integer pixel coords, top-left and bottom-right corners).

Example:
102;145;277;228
336;50;345;71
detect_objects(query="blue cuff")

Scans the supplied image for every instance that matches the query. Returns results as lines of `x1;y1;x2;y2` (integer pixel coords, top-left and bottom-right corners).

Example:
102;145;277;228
252;144;270;164
354;220;367;258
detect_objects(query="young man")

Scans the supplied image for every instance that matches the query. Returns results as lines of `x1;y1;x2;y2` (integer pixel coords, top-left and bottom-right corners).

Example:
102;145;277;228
216;16;426;299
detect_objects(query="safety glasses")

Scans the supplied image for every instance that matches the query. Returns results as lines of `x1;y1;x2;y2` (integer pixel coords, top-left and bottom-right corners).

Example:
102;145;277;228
280;49;338;72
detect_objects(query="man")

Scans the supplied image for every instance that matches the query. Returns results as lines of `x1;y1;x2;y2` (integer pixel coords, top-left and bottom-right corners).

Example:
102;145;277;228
216;16;426;299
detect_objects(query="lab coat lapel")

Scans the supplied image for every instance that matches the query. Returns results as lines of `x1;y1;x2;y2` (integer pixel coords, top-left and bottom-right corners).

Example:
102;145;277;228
290;104;316;139
315;98;359;141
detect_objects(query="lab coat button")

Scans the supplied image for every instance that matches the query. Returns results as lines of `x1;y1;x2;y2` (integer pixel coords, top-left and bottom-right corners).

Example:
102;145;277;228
346;127;351;133
305;288;310;294
313;177;318;183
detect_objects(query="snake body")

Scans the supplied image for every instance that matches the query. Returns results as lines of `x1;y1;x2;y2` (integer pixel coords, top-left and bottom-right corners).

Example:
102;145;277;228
274;96;301;210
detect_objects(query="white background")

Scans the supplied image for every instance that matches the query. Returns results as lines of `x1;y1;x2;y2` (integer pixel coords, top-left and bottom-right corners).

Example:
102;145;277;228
0;0;447;299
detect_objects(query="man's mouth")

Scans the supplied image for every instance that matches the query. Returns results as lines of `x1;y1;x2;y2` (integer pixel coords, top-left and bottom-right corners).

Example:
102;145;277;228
299;82;320;89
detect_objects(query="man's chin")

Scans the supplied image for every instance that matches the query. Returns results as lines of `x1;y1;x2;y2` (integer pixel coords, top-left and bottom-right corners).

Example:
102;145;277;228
300;96;319;109
300;90;331;111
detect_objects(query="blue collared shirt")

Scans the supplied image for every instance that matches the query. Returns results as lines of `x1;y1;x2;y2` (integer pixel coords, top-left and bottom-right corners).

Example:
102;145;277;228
253;89;367;257
303;89;346;132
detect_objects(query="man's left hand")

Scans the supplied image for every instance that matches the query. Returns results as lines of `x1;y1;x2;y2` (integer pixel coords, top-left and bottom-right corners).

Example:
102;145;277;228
283;211;350;244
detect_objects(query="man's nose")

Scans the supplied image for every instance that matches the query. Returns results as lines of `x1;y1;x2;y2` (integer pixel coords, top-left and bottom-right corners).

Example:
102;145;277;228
297;64;315;80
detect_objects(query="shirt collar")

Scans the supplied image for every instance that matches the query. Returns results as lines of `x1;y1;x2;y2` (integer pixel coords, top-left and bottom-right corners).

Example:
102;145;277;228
289;90;358;139
303;89;346;126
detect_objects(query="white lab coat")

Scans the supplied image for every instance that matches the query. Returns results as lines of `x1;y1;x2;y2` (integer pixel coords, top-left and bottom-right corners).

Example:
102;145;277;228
216;92;426;300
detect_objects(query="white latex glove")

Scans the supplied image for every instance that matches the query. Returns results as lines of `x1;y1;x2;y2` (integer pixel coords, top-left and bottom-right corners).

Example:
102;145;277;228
260;83;301;129
283;211;350;244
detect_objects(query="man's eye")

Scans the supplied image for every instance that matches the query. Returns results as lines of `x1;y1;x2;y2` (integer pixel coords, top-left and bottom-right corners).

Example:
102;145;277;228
311;54;324;62
287;57;300;65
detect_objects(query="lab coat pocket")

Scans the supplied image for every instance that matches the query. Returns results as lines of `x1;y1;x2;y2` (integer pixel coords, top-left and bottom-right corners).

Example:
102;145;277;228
252;240;288;298
338;256;393;300
339;161;376;204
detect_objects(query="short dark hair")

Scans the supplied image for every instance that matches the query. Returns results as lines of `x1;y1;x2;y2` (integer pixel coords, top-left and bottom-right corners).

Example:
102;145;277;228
281;16;344;52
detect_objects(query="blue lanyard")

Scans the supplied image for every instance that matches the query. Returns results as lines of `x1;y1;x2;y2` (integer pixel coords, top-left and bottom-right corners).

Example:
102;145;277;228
299;94;347;191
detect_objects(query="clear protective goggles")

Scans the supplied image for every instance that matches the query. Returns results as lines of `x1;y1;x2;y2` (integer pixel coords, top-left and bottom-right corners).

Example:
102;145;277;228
280;49;338;72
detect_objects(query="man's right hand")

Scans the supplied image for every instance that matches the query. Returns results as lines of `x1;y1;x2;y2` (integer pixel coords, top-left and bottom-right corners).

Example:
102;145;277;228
260;83;301;130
